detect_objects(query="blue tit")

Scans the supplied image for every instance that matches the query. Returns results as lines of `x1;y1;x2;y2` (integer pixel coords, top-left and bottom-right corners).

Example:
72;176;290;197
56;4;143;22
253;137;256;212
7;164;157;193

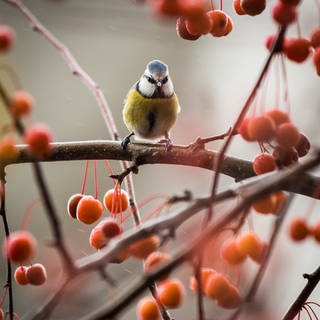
121;59;181;149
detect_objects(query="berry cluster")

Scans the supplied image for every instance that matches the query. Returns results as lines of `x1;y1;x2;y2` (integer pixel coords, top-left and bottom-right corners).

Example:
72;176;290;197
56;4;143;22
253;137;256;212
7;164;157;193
190;267;241;309
233;0;266;16
289;218;320;243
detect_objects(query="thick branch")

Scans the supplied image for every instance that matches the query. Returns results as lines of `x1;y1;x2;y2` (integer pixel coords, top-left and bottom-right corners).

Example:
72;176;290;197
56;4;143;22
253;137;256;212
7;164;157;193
4;140;320;199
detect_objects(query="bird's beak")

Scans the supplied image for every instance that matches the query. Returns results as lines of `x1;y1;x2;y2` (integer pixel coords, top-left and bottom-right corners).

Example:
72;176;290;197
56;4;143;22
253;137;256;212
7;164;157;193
156;81;162;87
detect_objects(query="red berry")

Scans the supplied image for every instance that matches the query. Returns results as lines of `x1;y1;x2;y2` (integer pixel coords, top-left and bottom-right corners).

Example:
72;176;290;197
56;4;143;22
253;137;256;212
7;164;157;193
144;251;171;272
189;267;216;293
76;196;104;224
103;188;129;214
0;308;3;320
14;266;29;285
252;194;275;214
223;16;233;36
137;297;160;320
280;0;301;5
247;116;276;142
204;272;230;299
284;38;311;63
157;279;185;309
271;191;288;214
26;263;47;285
236;232;263;260
273;146;299;167
220;238;246;265
310;27;320;48
253;153;277;175
67;193;83;219
176;16;201;40
265;109;290;127
24;123;53;159
149;0;182;17
265;34;277;52
240;0;266;16
312;223;320;242
185;12;212;36
295;133;310;157
129;235;160;259
4;231;37;263
313;48;320;76
180;0;207;20
289;218;309;241
233;0;246;15
0;25;15;53
238;118;255;142
100;218;122;238
10;91;34;118
208;10;228;37
216;283;241;309
0;136;18;163
276;123;300;148
272;2;297;25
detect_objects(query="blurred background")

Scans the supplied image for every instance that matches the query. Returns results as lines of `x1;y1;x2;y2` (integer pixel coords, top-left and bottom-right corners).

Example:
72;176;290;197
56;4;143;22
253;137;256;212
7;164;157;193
0;0;320;319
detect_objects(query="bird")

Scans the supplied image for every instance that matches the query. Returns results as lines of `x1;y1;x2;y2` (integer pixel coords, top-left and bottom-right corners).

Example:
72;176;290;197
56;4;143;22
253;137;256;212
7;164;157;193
121;59;180;150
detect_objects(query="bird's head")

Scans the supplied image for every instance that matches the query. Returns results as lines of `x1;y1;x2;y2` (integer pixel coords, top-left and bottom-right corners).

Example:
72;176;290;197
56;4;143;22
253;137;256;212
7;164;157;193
137;60;174;98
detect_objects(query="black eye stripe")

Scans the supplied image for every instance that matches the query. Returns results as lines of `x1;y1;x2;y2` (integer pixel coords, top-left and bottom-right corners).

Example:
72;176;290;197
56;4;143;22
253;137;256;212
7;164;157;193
162;76;168;84
144;75;156;84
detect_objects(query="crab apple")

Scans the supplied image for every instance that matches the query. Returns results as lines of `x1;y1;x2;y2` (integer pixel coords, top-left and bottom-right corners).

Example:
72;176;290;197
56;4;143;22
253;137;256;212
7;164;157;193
240;0;266;16
247;116;276;142
24;123;53;159
100;218;122;238
14;266;29;285
0;136;18;162
271;191;288;213
180;0;207;21
220;238;246;265
137;297;160;320
207;10;228;37
284;38;311;63
89;226;107;250
223;16;233;36
149;0;182;17
238;118;255;142
265;109;290;127
289;218;309;241
10;91;34;118
129;235;160;259
233;0;246;15
204;272;230;299
67;193;83;219
236;232;263;260
273;146;298;167
185;12;212;36
276;123;300;148
26;263;47;285
4;231;37;263
144;251;171;272
272;2;297;25
76;195;104;224
103;188;129;214
295;133;310;157
189;267;216;293
216;283;241;309
157;278;185;308
280;0;301;5
265;34;277;52
0;25;15;53
312;223;320;242
310;27;320;48
253;153;276;175
176;16;200;40
252;194;275;214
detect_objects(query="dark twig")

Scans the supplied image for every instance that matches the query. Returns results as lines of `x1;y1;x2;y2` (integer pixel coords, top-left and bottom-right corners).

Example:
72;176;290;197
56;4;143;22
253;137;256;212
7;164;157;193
194;255;205;320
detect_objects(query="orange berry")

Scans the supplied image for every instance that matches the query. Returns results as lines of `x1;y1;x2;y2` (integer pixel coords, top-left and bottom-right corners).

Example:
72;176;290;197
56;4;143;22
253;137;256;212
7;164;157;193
0;308;3;320
129;235;159;259
208;10;228;37
240;0;266;16
149;0;182;17
14;266;29;285
284;38;311;63
0;136;18;163
312;223;320;242
103;188;129;214
100;218;122;238
252;194;275;214
238;118;255;142
4;231;37;263
26;263;47;285
273;146;299;167
10;91;34;118
144;251;171;272
276;123;300;148
233;0;246;15
89;226;108;250
310;27;320;48
137;297;160;320
24;123;53;159
216;283;241;309
185;13;212;36
109;249;130;264
295;133;310;158
0;25;15;53
223;16;233;36
67;193;83;219
271;191;288;213
247;116;276;142
220;238;246;265
76;195;104;224
181;0;207;21
176;16;200;41
204;272;230;299
265;109;290;127
272;2;296;25
253;153;276;175
236;232;263;260
289;218;309;241
157;278;185;308
189;267;216;293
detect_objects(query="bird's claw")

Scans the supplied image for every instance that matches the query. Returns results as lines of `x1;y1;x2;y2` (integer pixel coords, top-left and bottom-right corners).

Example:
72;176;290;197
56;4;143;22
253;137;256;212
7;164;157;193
158;137;172;151
121;133;134;150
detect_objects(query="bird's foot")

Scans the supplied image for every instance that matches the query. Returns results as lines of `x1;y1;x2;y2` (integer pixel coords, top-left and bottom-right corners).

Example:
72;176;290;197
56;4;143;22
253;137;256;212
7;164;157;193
121;133;134;150
158;137;172;151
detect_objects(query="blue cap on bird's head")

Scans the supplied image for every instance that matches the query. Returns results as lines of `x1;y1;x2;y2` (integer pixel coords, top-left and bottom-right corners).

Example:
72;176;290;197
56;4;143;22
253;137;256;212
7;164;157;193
146;60;168;77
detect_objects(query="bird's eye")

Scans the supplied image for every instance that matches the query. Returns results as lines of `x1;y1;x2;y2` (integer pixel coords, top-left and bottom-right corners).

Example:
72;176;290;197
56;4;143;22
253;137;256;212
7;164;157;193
162;76;168;84
145;75;156;84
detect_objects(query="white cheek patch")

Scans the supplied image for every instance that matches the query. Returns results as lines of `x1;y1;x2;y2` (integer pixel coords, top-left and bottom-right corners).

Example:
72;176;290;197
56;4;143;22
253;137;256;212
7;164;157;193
162;78;174;97
138;77;155;98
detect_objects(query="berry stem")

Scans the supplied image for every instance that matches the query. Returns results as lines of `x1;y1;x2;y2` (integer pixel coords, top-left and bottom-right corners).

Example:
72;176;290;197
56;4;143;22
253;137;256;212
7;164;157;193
302;305;313;320
306;302;320;309
103;159;116;186
296;18;302;38
19;199;40;231
280;54;291;113
304;304;319;320
81;160;89;195
220;0;223;11
0;287;8;308
93;160;98;199
0;63;23;90
210;0;214;10
13;312;21;320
